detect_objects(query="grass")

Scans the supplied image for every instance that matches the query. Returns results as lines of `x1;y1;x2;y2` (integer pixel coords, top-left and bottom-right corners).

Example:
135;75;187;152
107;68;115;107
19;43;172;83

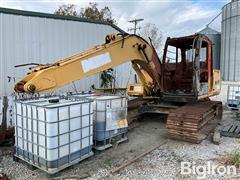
224;149;240;167
104;157;113;167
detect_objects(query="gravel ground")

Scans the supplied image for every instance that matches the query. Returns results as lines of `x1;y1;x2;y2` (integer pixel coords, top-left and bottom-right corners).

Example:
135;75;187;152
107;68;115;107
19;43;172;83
0;110;239;180
87;137;239;180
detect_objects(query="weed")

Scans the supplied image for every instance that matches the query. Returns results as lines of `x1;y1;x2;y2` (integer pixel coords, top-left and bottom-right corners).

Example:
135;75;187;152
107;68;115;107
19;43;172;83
224;149;240;167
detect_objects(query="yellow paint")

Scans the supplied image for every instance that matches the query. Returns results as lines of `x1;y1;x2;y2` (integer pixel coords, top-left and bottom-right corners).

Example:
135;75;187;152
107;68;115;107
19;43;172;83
212;69;221;95
127;83;145;96
117;118;128;128
14;33;221;102
198;69;221;100
15;34;160;96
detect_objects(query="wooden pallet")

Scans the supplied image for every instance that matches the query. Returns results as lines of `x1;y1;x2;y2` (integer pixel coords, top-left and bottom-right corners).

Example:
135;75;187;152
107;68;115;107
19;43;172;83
221;121;240;138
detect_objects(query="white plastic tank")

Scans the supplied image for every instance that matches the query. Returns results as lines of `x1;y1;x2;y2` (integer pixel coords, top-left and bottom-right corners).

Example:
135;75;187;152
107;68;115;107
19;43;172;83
227;84;240;110
72;94;128;150
14;97;94;174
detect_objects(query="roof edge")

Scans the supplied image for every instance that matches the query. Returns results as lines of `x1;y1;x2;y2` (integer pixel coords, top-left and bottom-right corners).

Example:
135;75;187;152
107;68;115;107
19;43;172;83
0;7;125;34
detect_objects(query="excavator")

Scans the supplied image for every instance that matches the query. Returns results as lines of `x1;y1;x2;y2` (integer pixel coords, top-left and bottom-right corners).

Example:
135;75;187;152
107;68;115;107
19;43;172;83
14;33;222;143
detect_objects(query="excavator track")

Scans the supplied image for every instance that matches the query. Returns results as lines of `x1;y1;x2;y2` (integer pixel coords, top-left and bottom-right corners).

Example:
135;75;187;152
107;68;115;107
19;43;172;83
166;101;222;143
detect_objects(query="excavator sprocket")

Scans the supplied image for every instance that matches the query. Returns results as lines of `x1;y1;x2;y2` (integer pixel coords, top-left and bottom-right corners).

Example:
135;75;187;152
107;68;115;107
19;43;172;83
166;101;223;143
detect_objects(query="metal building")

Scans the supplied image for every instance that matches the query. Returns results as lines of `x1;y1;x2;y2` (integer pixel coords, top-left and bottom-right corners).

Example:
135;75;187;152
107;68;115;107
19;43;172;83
0;8;135;96
199;26;221;69
221;0;240;81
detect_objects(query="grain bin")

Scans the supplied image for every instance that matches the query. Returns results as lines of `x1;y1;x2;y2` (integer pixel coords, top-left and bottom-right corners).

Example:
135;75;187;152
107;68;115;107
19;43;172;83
221;0;240;81
13;97;94;174
199;26;221;69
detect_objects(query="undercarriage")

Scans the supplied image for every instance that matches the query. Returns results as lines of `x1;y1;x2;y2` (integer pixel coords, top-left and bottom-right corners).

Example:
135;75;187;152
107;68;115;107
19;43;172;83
139;99;223;143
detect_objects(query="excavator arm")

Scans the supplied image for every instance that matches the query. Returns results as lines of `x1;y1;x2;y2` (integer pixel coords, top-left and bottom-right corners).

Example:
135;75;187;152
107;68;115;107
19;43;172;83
14;34;161;95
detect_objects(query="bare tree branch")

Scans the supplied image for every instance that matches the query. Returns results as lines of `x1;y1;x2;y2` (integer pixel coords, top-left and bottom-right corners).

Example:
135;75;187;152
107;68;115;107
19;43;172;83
140;23;163;53
54;2;116;24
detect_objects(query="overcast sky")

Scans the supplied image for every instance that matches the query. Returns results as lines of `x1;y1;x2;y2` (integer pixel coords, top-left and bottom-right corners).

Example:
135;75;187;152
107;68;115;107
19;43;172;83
0;0;229;40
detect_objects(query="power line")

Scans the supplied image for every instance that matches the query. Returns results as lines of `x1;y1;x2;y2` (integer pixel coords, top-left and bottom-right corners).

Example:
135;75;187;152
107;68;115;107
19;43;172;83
128;18;144;34
206;12;222;27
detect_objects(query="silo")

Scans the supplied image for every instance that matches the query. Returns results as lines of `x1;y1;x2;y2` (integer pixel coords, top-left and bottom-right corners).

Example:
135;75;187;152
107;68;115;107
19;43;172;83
199;26;221;69
221;0;240;81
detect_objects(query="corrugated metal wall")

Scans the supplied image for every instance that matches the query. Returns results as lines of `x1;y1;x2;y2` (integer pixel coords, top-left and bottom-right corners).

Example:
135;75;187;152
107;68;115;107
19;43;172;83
0;10;135;96
221;0;240;81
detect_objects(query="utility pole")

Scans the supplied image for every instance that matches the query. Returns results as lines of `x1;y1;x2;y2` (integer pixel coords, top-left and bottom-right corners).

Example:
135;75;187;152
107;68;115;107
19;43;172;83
128;18;144;34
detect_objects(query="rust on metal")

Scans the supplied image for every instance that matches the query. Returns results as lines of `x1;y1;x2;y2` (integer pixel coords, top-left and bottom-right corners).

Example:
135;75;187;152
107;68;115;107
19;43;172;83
0;173;9;180
159;34;214;103
14;82;25;93
128;98;152;110
0;96;14;145
0;127;14;145
166;101;222;143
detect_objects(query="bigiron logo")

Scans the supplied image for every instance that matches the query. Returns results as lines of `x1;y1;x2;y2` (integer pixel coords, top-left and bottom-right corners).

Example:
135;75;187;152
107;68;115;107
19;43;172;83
180;161;239;179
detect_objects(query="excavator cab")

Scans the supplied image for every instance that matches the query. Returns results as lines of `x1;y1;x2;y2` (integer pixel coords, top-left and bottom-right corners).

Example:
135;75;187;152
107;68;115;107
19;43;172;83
161;34;221;102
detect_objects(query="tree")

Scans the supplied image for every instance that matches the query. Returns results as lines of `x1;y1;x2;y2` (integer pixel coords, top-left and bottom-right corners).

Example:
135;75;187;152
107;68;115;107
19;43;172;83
80;2;116;24
100;68;115;88
54;4;78;16
54;3;116;88
140;23;162;52
54;3;116;24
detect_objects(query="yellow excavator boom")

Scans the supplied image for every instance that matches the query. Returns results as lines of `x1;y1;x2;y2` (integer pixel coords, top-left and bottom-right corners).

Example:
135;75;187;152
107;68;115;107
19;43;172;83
14;34;161;95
